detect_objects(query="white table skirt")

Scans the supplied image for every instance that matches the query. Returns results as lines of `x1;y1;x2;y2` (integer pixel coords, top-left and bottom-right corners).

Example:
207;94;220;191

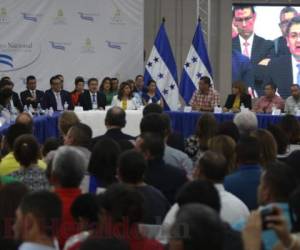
74;110;143;137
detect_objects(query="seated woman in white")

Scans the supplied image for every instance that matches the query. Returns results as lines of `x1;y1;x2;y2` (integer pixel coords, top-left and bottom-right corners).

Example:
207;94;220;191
111;81;137;110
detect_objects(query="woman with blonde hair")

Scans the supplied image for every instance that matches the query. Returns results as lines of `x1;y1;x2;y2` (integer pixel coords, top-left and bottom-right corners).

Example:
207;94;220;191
251;129;277;168
208;135;237;173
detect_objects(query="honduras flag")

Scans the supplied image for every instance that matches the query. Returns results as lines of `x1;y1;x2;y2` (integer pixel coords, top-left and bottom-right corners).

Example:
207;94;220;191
144;20;180;111
179;19;213;104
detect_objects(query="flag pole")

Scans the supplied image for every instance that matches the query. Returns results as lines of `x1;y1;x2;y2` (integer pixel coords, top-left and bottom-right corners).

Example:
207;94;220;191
162;17;166;23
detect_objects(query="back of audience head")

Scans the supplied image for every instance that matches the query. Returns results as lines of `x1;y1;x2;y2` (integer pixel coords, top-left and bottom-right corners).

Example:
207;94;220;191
195;151;228;184
117;139;134;152
42;137;61;158
258;161;297;205
160;113;173;138
71;193;98;231
170;204;224;250
101;183;144;226
233;111;258;135
286;150;300;184
176;180;221;214
136;132;164;161
118;150;147;185
88;138;121;187
105;107;126;128
14;191;62;241
64;123;92;148
195;113;218;150
217;121;240;143
13;134;40;168
251;129;277;167
15;113;33;133
51;146;85;188
236;136;260;165
5;123;32;151
140;113;165;138
208;135;236;172
79;238;130;250
58;111;80;137
279;115;300;144
142;103;163;117
267;124;289;155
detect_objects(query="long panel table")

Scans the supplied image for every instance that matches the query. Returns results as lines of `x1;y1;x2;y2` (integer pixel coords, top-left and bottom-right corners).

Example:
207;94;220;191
0;111;295;143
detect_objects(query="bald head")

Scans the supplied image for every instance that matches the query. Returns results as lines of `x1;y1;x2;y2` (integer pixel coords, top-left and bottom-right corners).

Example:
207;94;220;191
16;113;33;132
105;107;126;128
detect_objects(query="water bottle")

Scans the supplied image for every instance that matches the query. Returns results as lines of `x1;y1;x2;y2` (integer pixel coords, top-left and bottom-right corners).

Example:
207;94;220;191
49;107;54;117
240;103;245;112
29;104;34;114
10;106;17;122
37;103;42;115
23;105;28;113
64;101;69;110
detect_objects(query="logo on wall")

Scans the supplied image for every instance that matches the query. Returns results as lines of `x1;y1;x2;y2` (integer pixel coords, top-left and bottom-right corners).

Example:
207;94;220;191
22;13;42;22
49;41;71;51
110;6;126;25
53;9;67;25
0;42;41;72
0;8;9;24
81;38;95;53
78;12;99;22
105;40;127;50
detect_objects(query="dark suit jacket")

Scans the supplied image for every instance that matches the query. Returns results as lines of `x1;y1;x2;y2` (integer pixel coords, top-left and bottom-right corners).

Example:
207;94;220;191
273;36;290;57
42;89;73;111
224;94;252;110
232;35;274;95
12;92;23;112
78;90;106;111
91;128;135;148
20;89;44;108
264;55;292;99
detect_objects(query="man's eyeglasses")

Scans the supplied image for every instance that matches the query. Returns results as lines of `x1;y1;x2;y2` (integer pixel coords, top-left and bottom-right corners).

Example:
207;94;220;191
288;32;300;39
234;16;254;23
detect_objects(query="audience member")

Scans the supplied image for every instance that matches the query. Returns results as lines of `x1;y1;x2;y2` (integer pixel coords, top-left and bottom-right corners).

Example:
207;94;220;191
233;110;258;136
41;137;61;158
118;150;170;225
217;121;240;143
142;103;162;116
208;135;237;172
20;75;44;108
184;113;218;163
0;124;46;176
9;135;49;191
91;107;135;148
278;114;300;144
224;136;262;210
251;129;277;168
58;111;80;138
79;238;130;250
50;146;85;248
0;182;28;250
136;132;187;204
111;81;137;110
99;77;113;105
88;138;121;193
169;204;225;250
117;139;135;152
13;191;62;250
15;112;33;133
189;76;220;111
70;76;85;106
79;78;106;110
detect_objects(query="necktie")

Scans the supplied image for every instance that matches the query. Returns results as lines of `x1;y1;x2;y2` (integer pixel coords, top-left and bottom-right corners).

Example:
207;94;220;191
243;41;250;58
56;93;63;111
297;64;300;85
92;93;96;103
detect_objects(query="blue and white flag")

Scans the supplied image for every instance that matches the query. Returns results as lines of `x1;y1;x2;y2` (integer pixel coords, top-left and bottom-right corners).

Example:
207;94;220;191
144;21;180;110
179;20;213;104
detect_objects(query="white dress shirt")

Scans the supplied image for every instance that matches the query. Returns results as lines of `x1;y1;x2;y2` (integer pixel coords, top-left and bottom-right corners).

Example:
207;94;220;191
239;34;254;59
291;55;300;84
111;95;137;110
52;91;63;111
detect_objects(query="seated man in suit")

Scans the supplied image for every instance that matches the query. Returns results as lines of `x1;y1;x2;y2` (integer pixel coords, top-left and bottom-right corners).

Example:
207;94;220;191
232;5;274;96
91;106;135;148
0;78;23;112
79;78;106;110
265;16;300;98
20;75;44;108
42;76;73;111
223;80;252;112
253;83;284;113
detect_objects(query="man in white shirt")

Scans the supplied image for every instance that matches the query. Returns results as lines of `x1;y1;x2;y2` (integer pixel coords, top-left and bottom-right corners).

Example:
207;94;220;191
13;191;62;250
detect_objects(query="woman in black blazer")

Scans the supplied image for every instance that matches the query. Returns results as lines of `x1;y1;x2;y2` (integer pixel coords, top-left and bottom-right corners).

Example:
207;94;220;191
223;81;251;112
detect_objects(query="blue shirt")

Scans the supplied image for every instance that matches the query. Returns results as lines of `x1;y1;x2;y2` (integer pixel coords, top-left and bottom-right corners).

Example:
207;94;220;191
224;163;262;210
232;203;292;250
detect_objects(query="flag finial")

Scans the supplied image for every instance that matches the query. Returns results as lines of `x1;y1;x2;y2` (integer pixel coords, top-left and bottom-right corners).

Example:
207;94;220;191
198;17;201;23
162;17;166;23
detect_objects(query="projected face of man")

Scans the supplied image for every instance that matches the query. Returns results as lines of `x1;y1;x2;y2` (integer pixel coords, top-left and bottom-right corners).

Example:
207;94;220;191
279;12;296;36
287;23;300;58
233;7;256;40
